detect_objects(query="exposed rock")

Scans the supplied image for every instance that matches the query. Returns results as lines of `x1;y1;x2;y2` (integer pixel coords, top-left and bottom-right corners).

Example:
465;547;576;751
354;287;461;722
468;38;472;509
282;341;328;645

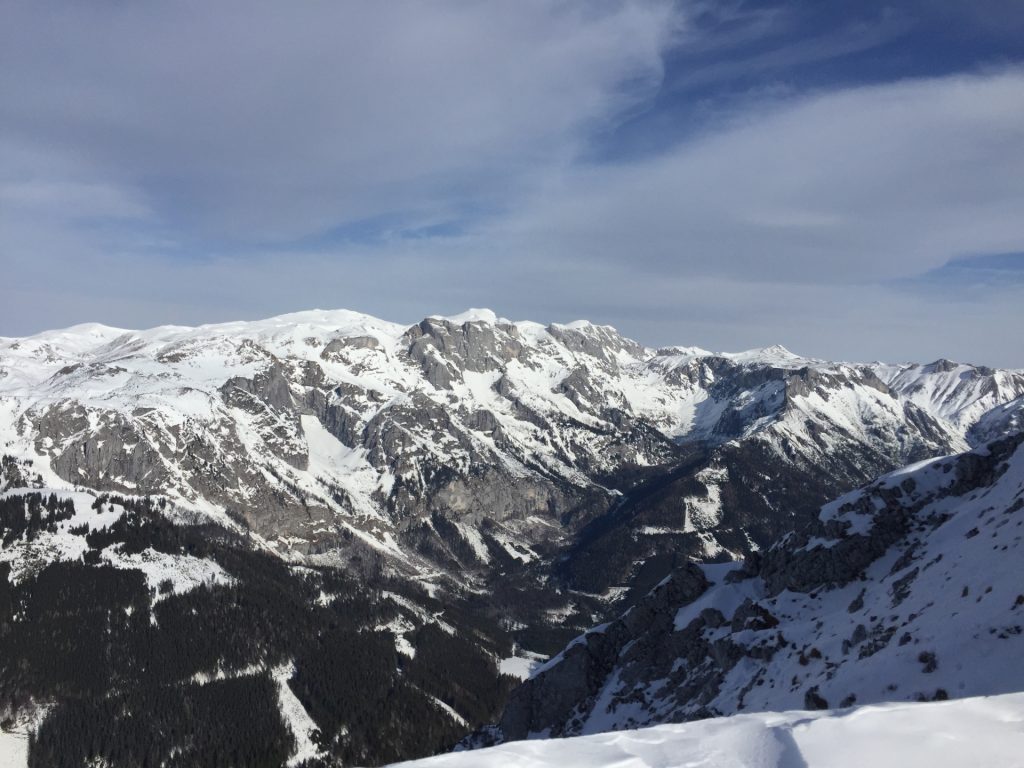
484;430;1024;742
499;565;710;741
804;686;829;710
3;309;1023;651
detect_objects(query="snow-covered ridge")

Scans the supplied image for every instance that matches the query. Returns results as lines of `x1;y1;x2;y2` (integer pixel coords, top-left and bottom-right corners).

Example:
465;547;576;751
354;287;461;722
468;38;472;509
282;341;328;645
493;427;1024;740
6;307;990;379
1;308;1021;571
3;308;1014;428
388;692;1024;768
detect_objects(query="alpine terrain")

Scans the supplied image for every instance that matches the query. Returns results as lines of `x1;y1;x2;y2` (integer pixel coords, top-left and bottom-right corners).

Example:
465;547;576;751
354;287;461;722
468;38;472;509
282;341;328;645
1;309;1022;766
489;399;1024;741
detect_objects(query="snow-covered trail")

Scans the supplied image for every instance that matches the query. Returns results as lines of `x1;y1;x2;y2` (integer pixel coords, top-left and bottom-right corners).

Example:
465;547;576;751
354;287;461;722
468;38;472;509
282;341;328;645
385;692;1024;768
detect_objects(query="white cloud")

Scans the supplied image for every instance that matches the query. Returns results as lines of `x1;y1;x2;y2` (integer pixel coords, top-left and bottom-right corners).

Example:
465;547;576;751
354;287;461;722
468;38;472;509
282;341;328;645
474;68;1024;284
1;3;1022;366
0;0;680;241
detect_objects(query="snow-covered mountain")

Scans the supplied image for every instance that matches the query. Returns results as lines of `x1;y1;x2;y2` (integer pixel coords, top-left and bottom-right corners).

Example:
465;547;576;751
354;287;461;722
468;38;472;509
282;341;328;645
3;309;1022;661
389;692;1024;768
2;309;1023;766
490;421;1024;741
2;309;1020;576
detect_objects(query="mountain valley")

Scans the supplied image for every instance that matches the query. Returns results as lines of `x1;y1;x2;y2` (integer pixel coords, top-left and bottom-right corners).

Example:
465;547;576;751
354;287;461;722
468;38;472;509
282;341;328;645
1;309;1022;766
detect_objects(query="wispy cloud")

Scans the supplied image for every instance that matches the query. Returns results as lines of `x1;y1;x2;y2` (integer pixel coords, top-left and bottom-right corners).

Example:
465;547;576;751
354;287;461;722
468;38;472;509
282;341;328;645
474;68;1024;283
1;1;1022;367
664;7;913;95
905;252;1024;294
0;0;680;243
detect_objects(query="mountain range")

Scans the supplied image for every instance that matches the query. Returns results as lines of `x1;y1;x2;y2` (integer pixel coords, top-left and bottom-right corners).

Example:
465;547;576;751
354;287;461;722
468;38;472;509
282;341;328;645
493;403;1024;741
1;308;1022;766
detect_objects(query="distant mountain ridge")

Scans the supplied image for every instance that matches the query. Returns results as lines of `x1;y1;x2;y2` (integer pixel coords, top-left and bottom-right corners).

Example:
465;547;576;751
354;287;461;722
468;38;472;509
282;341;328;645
2;309;1022;598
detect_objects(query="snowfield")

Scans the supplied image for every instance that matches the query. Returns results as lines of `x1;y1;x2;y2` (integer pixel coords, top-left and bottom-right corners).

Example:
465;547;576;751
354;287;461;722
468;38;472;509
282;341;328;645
0;728;27;768
386;692;1024;768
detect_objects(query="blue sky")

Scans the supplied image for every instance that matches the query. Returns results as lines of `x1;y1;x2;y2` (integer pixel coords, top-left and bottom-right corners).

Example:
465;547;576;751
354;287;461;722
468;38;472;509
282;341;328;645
2;0;1023;365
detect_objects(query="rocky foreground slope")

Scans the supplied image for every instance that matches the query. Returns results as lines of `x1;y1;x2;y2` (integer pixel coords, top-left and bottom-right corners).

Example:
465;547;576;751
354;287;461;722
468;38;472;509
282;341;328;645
490;401;1024;741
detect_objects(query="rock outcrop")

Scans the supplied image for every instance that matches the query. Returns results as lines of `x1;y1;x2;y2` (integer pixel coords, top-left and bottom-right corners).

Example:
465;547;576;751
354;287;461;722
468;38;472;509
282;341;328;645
490;427;1024;741
1;308;1022;626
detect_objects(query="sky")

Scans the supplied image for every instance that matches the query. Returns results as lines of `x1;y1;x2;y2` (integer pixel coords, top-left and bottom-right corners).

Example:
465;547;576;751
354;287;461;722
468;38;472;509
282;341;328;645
2;0;1023;366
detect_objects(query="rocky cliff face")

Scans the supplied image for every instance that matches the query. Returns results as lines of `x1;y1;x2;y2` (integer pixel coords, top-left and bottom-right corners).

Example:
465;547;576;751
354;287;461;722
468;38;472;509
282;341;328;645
1;310;1022;630
492;415;1024;741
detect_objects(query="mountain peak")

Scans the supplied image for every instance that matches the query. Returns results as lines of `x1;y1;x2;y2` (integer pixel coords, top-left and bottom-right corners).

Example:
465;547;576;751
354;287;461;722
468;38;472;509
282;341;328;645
428;308;507;326
720;343;807;366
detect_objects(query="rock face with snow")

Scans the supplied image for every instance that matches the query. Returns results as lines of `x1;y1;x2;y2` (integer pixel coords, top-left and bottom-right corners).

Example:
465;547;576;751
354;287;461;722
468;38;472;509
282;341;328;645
3;310;1020;579
2;309;1024;766
3;309;1023;659
492;424;1024;741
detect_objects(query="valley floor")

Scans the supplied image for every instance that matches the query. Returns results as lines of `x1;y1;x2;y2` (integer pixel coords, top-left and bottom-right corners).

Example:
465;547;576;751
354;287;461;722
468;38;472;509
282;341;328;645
386;692;1024;768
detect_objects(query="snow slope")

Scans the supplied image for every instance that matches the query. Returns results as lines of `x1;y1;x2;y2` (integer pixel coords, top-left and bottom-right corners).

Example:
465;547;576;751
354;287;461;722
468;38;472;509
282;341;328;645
0;728;28;768
495;426;1024;739
0;487;234;604
388;692;1024;768
877;359;1024;434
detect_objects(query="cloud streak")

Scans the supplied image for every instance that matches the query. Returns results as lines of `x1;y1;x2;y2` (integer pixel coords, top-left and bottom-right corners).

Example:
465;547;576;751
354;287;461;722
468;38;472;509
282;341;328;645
475;68;1024;283
1;2;1022;367
1;0;679;242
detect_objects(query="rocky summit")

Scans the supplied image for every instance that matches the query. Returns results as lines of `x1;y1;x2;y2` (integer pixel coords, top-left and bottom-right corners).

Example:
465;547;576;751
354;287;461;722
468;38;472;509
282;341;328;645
3;310;1024;633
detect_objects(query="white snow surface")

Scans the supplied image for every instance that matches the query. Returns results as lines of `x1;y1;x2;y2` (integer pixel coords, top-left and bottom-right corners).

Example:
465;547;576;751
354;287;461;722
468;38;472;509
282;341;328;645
970;395;1024;445
0;728;28;768
500;653;547;681
387;692;1024;768
100;546;234;598
272;663;325;767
